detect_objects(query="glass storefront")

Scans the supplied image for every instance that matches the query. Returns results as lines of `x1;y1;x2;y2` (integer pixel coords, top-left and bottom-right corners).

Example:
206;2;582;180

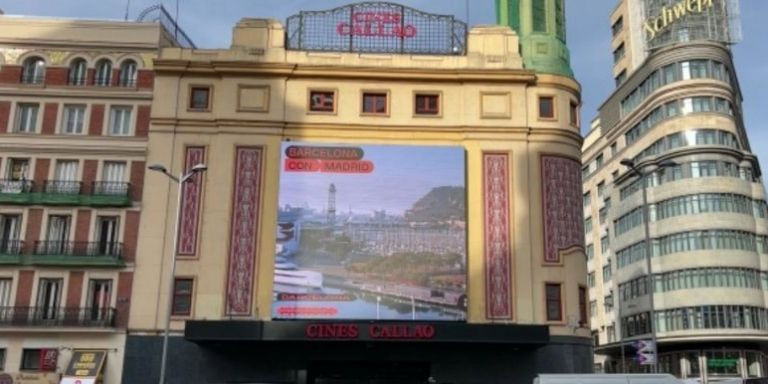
606;349;766;382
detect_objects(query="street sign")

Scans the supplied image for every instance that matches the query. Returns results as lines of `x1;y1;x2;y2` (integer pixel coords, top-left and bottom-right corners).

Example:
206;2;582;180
633;339;656;365
636;351;657;365
633;339;655;353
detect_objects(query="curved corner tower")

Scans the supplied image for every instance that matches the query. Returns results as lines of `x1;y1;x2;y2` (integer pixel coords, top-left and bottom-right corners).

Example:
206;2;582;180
495;0;574;77
583;0;767;381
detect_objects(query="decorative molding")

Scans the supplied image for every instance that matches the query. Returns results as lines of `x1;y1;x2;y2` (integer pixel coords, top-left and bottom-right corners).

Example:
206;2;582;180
177;146;205;256
541;155;584;264
483;152;513;319
226;147;263;316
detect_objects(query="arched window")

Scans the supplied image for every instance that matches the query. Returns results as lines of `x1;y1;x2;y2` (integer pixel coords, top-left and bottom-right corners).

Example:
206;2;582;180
68;58;87;86
118;59;137;87
94;59;112;86
21;56;46;84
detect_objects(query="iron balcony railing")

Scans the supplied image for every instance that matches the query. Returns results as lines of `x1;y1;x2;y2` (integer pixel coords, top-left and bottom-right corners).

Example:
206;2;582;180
117;78;137;87
34;241;123;258
68;76;87;86
91;181;130;197
0;179;33;193
94;76;112;87
44;180;82;195
0;240;24;255
0;306;116;327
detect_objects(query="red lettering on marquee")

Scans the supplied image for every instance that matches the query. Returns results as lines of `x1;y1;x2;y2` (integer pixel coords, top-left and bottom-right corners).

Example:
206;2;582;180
336;12;417;38
304;324;436;340
284;158;374;174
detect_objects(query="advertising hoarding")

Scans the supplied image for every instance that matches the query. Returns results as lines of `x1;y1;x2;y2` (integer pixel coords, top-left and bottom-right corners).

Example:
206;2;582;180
272;143;466;321
643;0;741;49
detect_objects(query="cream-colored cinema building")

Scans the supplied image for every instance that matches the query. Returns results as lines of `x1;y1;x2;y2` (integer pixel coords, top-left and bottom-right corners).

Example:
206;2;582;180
583;0;768;382
123;2;592;383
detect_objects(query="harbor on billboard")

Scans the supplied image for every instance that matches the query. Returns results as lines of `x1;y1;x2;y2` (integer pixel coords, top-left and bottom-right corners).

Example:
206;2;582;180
273;142;467;321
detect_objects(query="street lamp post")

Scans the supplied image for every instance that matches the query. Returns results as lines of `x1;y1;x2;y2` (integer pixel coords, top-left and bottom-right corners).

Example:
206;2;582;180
149;163;207;384
619;159;676;374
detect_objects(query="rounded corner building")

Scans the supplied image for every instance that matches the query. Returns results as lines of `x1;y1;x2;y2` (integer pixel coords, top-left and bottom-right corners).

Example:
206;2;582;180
583;0;768;382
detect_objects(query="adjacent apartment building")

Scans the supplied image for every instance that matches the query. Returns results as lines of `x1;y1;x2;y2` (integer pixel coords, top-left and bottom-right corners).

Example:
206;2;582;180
122;2;591;383
583;0;768;381
0;9;192;383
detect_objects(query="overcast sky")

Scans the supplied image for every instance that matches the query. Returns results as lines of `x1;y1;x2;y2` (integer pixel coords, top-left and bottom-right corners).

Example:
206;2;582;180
4;0;766;171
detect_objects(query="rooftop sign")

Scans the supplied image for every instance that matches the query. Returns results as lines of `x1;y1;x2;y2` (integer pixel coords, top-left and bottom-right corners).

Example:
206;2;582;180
285;2;467;55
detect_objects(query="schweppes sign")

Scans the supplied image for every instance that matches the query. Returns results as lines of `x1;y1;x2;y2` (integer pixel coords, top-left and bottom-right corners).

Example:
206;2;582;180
644;0;715;40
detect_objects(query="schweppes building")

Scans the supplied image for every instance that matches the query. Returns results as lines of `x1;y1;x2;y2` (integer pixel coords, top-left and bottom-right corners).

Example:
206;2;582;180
123;2;590;383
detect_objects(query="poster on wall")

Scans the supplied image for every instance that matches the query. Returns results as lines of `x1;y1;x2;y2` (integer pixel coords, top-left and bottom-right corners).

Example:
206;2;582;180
272;142;467;321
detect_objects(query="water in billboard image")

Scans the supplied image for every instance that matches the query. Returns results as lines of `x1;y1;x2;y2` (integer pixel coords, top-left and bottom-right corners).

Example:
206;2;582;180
272;143;467;321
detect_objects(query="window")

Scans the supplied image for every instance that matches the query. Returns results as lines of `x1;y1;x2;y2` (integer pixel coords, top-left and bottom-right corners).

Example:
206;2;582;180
97;161;127;196
68;58;87;86
545;283;562;321
603;263;612;281
118;59;137;87
309;90;335;113
172;278;194;316
555;0;565;41
87;279;112;321
569;101;579;126
588;272;595;288
95;59;112;86
0;215;22;254
51;160;79;194
21;349;58;371
539;96;555;119
612;16;624;36
590;300;597;317
595;154;604;169
612;170;619;180
613;43;625;63
21;57;46;84
532;0;547;32
362;92;388;115
44;215;71;254
0;348;4;371
579;286;588;326
108;106;132;136
615;70;627;86
14;103;39;133
96;216;120;255
610;142;617;156
189;86;211;111
6;158;29;181
583;192;591;208
584;217;593;235
601;236;610;253
597;181;606;198
36;278;63;320
0;278;12;307
61;104;86;134
414;93;440;115
586;244;594;260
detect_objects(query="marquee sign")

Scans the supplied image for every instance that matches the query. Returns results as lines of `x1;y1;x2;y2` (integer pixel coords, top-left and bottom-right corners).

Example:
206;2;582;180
642;0;741;49
285;2;467;55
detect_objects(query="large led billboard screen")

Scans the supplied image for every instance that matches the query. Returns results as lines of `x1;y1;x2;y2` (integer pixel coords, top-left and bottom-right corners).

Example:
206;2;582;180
272;143;467;321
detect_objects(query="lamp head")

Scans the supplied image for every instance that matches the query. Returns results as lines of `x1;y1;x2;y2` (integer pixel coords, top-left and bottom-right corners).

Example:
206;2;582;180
190;163;208;173
658;160;678;169
148;164;168;173
619;159;635;168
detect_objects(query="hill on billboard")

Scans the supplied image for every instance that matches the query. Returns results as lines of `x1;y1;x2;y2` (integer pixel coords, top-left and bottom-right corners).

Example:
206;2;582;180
272;143;467;321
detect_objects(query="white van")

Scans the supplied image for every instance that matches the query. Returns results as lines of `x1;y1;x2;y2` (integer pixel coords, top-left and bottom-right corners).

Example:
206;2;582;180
534;374;682;384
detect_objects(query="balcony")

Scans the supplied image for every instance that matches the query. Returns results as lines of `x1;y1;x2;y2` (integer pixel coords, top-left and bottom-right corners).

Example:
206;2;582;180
30;241;124;267
0;180;131;207
0;240;24;265
0;306;116;328
0;180;34;204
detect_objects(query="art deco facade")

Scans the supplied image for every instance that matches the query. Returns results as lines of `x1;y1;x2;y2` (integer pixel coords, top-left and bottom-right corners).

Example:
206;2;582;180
0;11;190;383
583;0;768;381
122;4;591;383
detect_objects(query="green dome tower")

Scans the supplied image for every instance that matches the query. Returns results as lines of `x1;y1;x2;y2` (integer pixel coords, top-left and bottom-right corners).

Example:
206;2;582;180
495;0;574;77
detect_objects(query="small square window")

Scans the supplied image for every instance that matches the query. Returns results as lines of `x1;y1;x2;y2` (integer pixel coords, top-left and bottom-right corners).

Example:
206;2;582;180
539;96;555;119
362;92;388;115
189;86;211;111
21;349;58;371
172;278;194;316
415;93;440;115
309;90;336;112
569;101;579;126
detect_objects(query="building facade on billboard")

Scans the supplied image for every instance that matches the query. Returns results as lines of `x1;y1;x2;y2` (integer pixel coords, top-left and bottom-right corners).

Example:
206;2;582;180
123;2;590;383
0;9;192;383
584;0;768;381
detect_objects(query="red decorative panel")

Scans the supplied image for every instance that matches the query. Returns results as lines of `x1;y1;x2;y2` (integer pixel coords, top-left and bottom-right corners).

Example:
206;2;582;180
541;155;584;263
177;146;205;256
135;105;151;137
483;153;513;319
0;101;11;133
226;147;263;315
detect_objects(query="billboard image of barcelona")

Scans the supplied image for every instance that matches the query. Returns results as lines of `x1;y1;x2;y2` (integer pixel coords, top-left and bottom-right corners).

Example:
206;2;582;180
272;142;467;321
